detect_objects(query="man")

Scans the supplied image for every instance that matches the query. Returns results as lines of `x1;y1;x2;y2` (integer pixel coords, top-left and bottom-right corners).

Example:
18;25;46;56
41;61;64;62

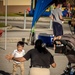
50;2;64;50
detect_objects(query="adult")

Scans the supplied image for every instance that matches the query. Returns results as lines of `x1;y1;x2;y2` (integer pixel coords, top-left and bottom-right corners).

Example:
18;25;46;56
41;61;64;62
66;2;72;17
68;13;75;34
6;39;56;75
50;2;64;50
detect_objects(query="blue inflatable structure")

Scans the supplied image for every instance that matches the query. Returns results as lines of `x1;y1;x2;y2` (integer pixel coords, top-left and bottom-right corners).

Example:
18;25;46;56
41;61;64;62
31;0;54;30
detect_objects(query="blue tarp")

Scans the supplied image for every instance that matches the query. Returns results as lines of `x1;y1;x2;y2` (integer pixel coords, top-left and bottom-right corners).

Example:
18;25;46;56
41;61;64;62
31;0;54;31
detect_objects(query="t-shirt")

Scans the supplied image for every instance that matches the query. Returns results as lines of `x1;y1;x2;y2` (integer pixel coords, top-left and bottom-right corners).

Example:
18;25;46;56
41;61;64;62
51;8;62;24
23;48;54;68
12;49;25;63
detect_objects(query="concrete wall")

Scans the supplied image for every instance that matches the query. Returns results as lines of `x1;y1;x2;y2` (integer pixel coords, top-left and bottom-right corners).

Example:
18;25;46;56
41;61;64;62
7;5;30;14
3;0;31;5
0;1;31;14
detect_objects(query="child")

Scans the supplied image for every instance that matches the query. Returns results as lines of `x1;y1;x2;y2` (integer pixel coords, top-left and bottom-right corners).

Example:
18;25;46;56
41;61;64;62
7;41;25;75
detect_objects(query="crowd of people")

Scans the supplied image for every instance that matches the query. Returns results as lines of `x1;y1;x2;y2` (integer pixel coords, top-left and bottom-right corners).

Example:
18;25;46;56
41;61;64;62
62;2;75;18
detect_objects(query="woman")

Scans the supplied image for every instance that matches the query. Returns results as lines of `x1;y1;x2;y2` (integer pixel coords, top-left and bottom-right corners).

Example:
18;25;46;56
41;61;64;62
6;39;56;75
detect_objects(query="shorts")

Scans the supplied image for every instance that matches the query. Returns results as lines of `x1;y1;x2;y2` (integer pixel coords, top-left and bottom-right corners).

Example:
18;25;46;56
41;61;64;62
52;22;63;36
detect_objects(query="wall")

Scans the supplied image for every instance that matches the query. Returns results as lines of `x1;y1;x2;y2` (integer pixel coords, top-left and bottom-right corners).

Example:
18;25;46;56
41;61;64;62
0;0;31;14
3;0;31;5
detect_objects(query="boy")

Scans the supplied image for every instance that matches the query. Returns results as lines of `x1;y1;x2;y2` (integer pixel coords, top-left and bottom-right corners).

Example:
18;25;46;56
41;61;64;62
7;41;25;75
49;2;64;50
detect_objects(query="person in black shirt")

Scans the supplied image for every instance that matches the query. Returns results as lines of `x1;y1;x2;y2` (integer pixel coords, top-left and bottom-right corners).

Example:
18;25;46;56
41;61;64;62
6;39;56;75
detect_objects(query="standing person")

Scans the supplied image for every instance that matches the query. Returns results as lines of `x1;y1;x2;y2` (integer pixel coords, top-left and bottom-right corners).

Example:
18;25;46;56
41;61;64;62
6;39;56;75
69;13;75;34
66;2;72;17
6;41;25;75
49;2;64;50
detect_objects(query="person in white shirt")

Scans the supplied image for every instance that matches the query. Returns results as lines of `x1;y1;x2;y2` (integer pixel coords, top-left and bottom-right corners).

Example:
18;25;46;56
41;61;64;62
9;41;25;75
